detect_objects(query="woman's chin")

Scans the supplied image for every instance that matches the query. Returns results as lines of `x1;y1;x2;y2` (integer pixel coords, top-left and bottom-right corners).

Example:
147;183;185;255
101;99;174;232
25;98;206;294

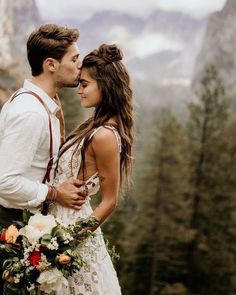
81;102;91;109
80;101;96;109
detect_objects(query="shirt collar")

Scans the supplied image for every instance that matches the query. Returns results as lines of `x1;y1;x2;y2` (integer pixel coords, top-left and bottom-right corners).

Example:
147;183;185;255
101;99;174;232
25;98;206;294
22;79;59;114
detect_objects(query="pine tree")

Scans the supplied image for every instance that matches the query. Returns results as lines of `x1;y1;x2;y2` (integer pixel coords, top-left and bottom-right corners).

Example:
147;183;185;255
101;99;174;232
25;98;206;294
125;110;192;295
187;65;236;294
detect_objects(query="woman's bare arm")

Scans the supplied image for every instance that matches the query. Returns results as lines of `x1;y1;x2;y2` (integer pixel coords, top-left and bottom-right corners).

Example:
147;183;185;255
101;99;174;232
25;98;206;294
89;127;120;228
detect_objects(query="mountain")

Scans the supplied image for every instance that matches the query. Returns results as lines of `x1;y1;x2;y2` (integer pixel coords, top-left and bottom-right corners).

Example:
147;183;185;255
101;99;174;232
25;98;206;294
46;9;207;109
146;10;205;43
0;0;41;104
0;3;208;109
192;0;236;105
62;10;206;85
0;0;41;67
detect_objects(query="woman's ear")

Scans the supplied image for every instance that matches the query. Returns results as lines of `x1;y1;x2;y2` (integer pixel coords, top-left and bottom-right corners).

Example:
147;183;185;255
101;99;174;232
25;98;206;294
44;58;59;73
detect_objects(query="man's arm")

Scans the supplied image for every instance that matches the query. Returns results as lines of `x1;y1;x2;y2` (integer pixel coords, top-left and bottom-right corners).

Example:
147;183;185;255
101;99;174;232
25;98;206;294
0;110;50;208
0;108;87;210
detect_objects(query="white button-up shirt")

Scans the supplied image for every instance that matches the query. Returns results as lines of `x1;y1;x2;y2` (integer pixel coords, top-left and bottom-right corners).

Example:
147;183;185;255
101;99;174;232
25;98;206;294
0;80;61;212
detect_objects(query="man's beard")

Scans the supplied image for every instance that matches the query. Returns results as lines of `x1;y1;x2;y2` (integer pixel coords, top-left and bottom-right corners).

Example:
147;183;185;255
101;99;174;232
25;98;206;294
59;79;80;88
64;81;79;88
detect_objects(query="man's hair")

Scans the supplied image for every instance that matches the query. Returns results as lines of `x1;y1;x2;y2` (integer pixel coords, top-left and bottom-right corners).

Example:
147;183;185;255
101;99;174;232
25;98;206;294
27;24;79;76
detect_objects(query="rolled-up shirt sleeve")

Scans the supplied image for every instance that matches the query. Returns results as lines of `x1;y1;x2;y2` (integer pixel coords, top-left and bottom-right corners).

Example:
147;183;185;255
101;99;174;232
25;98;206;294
0;110;49;209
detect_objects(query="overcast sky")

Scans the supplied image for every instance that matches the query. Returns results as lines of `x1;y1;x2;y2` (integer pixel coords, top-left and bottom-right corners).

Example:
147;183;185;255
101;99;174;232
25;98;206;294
36;0;226;22
34;0;227;68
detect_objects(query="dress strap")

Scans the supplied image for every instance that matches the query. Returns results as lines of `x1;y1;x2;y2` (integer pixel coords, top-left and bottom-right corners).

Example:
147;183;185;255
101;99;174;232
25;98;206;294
74;125;122;154
89;126;104;140
87;125;121;153
103;125;122;153
75;125;121;180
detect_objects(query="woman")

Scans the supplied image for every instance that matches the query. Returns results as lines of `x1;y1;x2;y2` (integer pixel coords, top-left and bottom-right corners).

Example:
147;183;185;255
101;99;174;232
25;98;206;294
50;44;134;294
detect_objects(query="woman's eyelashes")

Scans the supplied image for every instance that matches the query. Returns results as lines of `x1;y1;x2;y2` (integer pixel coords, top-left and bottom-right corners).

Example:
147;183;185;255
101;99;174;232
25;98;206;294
80;81;88;88
80;83;87;89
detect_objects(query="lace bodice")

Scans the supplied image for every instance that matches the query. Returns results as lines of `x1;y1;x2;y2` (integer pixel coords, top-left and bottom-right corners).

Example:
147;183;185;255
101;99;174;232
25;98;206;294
49;125;121;223
43;125;122;294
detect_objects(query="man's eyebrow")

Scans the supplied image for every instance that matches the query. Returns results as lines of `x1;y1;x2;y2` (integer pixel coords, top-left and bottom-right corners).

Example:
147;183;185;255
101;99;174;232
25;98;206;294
73;53;80;58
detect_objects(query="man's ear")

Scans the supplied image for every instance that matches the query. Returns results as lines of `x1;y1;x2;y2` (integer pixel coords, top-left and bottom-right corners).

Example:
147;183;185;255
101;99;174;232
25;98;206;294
44;58;59;72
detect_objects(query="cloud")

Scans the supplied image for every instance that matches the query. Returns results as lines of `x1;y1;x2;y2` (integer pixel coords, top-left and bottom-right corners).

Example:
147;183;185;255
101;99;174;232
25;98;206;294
36;0;226;22
131;34;183;58
154;0;226;18
35;0;155;22
108;26;183;60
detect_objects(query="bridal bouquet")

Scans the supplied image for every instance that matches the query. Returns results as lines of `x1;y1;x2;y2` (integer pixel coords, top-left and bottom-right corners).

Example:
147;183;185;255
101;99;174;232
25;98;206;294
0;210;99;294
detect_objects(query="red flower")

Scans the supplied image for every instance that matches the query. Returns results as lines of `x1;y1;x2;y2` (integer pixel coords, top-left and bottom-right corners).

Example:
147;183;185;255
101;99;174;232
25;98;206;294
0;230;6;242
28;250;42;267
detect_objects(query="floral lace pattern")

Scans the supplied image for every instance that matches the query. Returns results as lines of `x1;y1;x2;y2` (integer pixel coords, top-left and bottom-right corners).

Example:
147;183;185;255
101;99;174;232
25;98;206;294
48;126;122;295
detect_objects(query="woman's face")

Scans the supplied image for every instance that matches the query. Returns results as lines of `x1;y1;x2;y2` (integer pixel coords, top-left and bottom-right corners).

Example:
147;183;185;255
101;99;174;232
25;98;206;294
78;68;102;108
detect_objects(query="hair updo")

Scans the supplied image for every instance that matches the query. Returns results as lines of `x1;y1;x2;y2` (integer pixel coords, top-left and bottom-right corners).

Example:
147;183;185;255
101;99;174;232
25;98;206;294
98;44;123;63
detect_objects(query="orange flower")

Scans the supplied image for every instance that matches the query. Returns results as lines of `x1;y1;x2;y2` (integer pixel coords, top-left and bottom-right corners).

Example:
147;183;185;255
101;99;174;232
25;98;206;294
58;254;71;264
5;225;20;244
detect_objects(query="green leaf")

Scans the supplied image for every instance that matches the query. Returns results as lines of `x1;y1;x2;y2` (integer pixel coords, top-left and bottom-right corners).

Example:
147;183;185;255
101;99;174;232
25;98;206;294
40;234;52;244
51;225;67;238
13;221;25;228
22;209;31;224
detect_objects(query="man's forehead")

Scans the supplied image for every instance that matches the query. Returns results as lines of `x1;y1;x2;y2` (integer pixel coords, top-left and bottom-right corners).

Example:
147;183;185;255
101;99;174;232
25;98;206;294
66;42;80;56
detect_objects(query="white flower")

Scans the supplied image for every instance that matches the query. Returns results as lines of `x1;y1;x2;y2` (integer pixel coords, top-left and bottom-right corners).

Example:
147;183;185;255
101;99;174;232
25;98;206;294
62;232;73;244
27;283;35;292
13;276;20;284
47;237;59;250
37;268;68;294
19;213;57;244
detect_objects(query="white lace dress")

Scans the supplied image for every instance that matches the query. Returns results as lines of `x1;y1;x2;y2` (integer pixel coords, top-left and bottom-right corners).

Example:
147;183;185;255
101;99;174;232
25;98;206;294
49;126;122;295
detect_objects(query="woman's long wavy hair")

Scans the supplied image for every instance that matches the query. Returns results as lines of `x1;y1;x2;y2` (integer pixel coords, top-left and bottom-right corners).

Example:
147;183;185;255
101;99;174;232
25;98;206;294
59;44;134;187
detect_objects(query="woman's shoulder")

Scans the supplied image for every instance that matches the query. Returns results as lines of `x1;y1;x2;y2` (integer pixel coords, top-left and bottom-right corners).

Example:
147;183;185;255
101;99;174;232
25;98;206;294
91;125;121;154
92;125;118;143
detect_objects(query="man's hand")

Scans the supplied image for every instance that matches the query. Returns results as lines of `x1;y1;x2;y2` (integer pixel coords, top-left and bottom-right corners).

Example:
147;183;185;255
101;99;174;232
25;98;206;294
55;179;87;210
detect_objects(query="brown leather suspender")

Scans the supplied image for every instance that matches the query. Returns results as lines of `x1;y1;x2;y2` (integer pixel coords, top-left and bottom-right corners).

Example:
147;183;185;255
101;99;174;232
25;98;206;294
10;90;53;183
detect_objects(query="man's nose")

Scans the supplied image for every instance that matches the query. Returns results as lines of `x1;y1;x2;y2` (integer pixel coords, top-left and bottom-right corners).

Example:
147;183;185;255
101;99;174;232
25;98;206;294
77;58;82;69
78;85;82;94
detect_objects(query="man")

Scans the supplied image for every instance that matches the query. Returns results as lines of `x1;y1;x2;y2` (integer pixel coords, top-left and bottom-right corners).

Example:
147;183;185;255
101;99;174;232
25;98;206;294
0;23;87;225
0;23;87;293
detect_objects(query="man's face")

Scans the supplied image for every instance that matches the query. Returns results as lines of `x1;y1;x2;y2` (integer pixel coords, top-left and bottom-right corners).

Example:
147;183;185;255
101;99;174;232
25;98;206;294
55;42;81;88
